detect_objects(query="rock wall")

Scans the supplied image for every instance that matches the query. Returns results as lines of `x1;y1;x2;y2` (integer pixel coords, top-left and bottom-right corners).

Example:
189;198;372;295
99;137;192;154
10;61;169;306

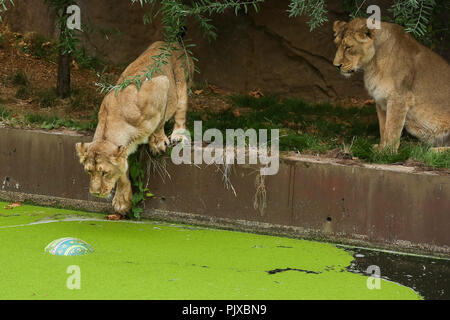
3;0;427;102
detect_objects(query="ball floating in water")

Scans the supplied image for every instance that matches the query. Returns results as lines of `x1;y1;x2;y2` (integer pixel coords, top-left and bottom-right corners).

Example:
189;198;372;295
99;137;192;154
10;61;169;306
45;237;94;256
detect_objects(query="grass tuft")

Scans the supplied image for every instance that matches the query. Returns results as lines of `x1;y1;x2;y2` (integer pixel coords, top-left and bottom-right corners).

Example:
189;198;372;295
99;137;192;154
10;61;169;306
37;88;58;108
10;72;29;86
0;105;12;120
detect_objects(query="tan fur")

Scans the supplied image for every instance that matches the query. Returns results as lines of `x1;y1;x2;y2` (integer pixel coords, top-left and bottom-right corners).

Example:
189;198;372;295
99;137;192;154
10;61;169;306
76;41;193;216
333;18;450;152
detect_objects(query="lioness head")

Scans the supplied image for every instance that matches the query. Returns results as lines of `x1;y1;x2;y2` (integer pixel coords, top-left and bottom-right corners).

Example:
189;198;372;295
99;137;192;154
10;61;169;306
75;141;128;198
333;18;376;77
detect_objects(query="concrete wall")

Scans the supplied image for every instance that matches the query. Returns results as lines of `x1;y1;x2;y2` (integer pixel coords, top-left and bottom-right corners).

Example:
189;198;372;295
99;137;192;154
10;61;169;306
0;126;449;257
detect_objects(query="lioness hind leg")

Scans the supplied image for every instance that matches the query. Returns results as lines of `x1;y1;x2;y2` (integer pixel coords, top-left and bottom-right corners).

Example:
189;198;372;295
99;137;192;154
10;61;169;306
136;75;170;155
111;173;133;218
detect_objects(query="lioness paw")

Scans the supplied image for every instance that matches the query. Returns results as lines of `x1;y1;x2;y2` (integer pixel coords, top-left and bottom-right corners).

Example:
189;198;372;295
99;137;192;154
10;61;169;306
106;213;125;221
170;128;190;146
149;135;170;155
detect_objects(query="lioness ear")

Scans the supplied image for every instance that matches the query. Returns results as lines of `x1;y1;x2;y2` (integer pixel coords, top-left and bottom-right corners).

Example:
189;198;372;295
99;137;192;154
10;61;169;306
333;21;347;37
75;142;90;164
356;26;375;42
115;145;127;158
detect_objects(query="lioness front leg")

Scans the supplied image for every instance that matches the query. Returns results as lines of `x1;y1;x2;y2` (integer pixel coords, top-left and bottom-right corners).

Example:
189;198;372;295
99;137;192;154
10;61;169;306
380;97;410;153
110;172;133;219
374;104;387;149
170;72;189;145
149;125;170;155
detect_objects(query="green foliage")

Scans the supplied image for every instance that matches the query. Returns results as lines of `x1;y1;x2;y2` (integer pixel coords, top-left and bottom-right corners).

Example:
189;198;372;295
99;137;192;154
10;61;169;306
68;87;103;110
288;0;328;30
22;112;95;130
351;137;450;168
15;87;33;99
22;113;54;124
97;41;176;95
389;0;436;38
37;88;58;108
73;46;105;70
138;0;263;41
341;0;444;42
410;145;450;168
45;0;79;53
10;71;29;86
31;35;55;58
128;149;154;220
10;71;33;99
0;105;12;120
351;137;411;163
19;34;56;59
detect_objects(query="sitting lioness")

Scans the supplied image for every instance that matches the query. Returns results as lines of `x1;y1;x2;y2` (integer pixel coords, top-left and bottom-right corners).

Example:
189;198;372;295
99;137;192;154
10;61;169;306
333;18;450;152
76;41;193;219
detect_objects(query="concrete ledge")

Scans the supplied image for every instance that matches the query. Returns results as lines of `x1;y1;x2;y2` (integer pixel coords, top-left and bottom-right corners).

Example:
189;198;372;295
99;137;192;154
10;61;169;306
0;126;449;257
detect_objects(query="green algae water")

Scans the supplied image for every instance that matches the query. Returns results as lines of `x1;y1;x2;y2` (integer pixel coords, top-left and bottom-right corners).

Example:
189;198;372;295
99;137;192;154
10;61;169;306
0;202;422;300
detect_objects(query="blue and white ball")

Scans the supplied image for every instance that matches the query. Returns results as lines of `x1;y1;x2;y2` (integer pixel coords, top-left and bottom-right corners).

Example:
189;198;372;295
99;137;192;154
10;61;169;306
45;237;94;256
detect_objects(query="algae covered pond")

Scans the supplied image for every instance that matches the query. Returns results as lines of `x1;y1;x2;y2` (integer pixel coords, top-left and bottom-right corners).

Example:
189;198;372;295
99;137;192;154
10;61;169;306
0;202;447;300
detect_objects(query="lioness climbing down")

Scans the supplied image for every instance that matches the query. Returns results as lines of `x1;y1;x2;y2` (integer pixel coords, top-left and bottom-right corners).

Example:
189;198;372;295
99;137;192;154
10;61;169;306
333;18;450;152
75;41;193;219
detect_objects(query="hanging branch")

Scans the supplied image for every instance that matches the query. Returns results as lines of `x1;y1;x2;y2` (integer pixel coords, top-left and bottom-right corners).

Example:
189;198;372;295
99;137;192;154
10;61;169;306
390;0;436;38
287;0;328;31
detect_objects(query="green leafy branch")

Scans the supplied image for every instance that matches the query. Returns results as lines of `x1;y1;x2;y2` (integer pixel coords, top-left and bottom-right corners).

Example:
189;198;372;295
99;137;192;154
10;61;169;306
128;149;154;219
95;41;175;95
341;0;437;39
288;0;328;31
44;0;80;54
390;0;436;38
